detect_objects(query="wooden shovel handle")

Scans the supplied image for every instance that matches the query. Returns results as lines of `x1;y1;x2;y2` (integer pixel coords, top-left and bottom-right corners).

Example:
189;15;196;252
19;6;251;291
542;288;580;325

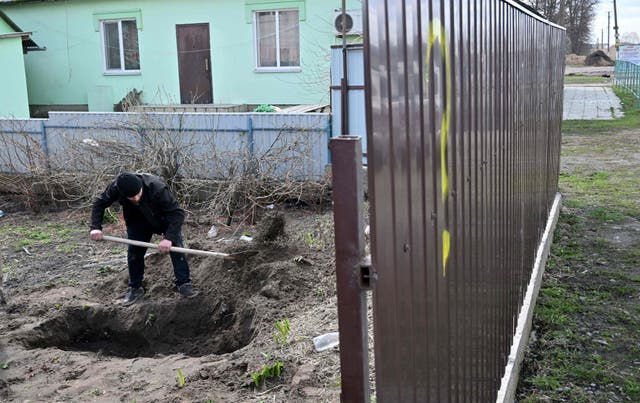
101;235;232;259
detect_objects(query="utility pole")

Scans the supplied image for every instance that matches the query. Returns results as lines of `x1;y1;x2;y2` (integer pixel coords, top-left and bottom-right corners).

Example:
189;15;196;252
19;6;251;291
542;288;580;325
613;0;620;48
607;11;610;50
601;29;604;50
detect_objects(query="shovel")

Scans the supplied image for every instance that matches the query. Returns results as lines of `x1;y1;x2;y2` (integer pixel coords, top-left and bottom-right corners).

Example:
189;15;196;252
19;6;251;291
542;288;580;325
101;235;259;261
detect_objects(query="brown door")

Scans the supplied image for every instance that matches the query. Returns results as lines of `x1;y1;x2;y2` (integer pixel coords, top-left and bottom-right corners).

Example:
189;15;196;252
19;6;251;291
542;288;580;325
176;23;213;104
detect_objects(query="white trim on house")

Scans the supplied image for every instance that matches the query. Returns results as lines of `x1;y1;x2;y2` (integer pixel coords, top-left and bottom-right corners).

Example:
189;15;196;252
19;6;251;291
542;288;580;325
99;18;141;75
252;8;301;73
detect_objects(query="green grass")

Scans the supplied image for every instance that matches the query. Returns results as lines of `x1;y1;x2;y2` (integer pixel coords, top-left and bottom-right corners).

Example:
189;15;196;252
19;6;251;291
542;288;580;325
559;171;639;213
520;350;615;402
624;380;640;400
520;196;640;400
564;74;610;85
535;286;582;329
587;206;627;223
562;87;640;134
0;223;82;251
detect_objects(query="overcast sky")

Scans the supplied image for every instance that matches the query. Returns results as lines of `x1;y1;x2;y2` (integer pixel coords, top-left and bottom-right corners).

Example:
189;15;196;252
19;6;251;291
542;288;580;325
592;0;640;44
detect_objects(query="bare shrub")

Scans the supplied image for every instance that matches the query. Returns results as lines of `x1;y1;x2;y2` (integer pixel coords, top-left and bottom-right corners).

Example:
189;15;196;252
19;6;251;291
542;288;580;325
0;123;60;211
0;115;330;220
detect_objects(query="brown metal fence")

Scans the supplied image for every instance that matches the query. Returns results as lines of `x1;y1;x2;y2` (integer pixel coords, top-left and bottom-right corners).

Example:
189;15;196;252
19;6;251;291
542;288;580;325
361;0;565;401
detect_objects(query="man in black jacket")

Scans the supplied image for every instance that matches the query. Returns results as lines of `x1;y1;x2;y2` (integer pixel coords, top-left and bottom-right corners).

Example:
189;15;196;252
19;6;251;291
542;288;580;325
90;172;197;305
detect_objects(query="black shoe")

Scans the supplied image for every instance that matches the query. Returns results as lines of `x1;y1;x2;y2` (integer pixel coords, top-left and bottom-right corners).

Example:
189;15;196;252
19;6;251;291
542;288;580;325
123;287;144;306
176;283;198;298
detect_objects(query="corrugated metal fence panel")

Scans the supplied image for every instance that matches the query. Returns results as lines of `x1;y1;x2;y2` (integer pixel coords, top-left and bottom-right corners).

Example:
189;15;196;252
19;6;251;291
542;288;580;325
365;0;564;401
331;46;368;154
0;112;330;179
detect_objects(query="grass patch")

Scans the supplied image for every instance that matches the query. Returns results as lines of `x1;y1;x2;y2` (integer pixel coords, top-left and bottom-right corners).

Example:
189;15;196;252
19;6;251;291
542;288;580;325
624;380;640;400
587;206;627;224
559;171;639;211
550;239;583;261
563;199;585;209
520;350;615;402
613;285;636;298
0;223;82;251
535;286;582;329
564;75;610;85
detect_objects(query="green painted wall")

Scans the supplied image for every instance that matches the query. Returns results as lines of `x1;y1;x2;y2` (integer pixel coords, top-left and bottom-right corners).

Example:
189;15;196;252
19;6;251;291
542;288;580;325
0;36;30;118
0;0;362;107
0;15;14;33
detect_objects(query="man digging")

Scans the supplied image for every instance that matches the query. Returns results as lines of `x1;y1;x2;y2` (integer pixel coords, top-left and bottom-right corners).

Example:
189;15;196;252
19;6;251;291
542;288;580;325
90;172;198;306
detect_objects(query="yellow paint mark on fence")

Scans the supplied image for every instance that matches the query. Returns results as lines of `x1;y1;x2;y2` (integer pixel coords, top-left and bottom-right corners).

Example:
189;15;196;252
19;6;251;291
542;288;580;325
426;20;452;277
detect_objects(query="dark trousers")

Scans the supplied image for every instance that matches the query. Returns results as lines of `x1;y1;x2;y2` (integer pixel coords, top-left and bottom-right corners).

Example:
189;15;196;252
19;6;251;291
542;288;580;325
126;221;191;288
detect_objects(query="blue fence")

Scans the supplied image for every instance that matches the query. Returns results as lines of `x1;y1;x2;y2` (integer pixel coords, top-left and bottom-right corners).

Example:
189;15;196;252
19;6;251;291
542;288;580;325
614;60;640;106
0;112;332;179
331;45;367;158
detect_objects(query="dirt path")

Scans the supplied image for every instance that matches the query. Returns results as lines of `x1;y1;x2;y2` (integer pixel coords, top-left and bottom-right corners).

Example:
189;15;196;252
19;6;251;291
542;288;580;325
516;129;640;401
0;207;343;402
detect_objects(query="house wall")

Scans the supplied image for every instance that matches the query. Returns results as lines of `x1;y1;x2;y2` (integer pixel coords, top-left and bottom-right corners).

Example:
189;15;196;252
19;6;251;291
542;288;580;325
1;0;362;108
0;30;30;118
0;15;13;32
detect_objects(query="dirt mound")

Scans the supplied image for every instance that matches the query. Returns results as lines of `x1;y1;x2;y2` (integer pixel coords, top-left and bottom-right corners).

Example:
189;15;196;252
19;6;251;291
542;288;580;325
584;50;614;66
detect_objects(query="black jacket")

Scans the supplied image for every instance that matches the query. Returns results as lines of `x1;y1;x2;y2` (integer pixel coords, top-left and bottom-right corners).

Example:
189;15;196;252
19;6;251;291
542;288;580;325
90;174;185;243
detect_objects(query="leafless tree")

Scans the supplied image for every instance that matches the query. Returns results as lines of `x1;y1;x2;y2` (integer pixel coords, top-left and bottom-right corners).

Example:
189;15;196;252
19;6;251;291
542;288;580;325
524;0;598;54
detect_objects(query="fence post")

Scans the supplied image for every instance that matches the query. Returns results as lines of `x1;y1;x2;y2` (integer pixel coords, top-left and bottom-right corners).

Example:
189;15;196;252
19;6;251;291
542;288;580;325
247;116;254;158
40;121;50;170
327;115;333;164
330;135;369;403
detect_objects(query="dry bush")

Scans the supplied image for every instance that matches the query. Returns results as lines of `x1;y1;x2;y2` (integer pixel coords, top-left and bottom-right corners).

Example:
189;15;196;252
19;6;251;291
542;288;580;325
0;116;330;220
0;124;63;211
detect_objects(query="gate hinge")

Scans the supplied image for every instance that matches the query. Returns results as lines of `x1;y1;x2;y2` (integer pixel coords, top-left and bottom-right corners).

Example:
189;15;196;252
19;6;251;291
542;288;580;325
359;255;376;290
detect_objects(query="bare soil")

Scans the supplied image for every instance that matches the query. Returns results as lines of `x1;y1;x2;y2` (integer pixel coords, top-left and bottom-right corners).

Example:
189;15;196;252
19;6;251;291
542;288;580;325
0;204;344;402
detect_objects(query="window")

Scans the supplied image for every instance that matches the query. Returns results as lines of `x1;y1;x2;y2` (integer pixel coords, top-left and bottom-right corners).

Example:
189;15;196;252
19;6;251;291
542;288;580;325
101;19;140;74
254;9;300;71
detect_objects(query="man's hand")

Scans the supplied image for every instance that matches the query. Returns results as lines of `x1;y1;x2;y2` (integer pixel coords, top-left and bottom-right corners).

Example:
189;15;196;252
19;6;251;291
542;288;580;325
90;229;103;241
158;239;172;253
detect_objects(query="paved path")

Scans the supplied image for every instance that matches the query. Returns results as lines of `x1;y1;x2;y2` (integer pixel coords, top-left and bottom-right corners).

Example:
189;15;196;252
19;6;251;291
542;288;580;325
563;86;624;120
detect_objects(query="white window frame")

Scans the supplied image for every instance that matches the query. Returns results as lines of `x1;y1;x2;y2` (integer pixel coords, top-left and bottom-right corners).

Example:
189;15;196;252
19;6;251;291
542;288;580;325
253;9;301;73
100;18;141;75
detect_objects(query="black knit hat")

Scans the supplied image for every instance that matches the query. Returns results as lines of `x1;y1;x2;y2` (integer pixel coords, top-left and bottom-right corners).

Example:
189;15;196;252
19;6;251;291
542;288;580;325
116;173;142;197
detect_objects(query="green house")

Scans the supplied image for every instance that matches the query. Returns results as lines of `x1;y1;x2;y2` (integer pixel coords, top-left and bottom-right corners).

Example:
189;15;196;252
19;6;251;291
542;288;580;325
0;10;41;118
0;0;362;116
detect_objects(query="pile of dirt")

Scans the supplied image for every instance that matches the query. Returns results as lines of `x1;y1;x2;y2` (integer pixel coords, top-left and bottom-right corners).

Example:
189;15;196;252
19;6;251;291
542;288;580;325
584;49;614;66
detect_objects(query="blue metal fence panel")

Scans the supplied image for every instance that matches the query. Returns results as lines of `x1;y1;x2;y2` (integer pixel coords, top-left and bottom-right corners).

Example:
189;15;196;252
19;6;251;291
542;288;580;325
0;119;46;173
331;45;367;156
0;112;331;179
614;60;640;106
